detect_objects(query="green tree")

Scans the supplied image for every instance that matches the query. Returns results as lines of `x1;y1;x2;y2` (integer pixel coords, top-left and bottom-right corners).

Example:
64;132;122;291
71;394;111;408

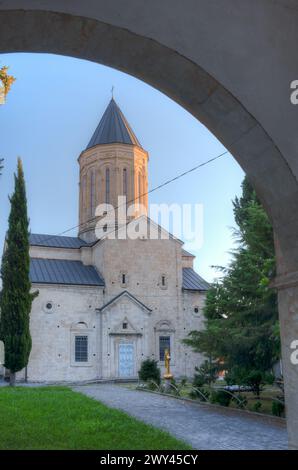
193;360;219;387
0;159;38;385
184;177;280;385
138;359;161;385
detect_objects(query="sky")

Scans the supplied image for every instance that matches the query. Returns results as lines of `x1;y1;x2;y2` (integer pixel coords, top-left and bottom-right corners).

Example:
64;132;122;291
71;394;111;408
0;53;244;282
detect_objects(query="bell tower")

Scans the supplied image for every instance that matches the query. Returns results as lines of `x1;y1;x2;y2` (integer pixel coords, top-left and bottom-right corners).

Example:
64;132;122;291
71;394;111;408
78;98;149;243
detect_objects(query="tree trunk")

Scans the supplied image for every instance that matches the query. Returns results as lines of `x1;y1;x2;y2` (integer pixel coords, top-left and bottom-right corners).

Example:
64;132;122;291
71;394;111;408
9;371;16;386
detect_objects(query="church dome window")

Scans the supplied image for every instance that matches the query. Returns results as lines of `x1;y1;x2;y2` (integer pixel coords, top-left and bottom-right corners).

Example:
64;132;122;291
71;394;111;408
159;274;168;289
105;168;110;204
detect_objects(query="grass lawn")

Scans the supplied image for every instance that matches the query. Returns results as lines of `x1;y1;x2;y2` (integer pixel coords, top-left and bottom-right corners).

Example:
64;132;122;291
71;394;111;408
0;386;190;450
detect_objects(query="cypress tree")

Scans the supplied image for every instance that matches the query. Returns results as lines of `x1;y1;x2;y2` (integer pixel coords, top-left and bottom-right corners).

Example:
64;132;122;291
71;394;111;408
0;158;38;385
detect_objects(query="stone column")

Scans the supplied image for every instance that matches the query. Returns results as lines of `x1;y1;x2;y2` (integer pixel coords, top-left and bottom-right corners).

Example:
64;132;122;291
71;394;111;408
275;271;298;449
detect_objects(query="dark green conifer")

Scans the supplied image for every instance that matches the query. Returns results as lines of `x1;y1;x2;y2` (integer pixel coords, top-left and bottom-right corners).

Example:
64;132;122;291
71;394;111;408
0;159;38;385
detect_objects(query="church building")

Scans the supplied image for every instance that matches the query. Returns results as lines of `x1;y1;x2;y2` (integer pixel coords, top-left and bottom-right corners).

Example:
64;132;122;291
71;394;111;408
16;99;209;382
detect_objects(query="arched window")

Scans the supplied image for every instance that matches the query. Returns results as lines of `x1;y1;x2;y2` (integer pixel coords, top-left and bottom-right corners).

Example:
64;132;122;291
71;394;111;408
138;172;142;204
123;168;127;200
154;320;175;364
81;174;87;221
105;168;110;204
90;169;95;216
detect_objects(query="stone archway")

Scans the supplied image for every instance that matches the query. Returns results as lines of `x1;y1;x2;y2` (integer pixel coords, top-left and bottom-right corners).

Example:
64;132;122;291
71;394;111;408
1;2;298;448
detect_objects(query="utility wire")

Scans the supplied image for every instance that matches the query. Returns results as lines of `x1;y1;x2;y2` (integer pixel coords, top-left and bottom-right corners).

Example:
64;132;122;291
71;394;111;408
37;149;229;246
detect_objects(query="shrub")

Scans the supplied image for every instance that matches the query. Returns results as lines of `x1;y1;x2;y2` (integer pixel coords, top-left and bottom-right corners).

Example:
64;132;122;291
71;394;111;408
264;372;275;385
245;370;264;397
138;359;161;385
167;378;180;395
193;374;205;388
180;377;187;387
233;394;247;409
252;401;262;413
193;360;218;387
147;380;159;391
210;389;232;407
189;386;210;402
272;400;285;417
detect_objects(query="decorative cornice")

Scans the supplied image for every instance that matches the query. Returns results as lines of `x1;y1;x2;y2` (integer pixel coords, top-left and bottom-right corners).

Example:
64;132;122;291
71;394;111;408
109;332;142;336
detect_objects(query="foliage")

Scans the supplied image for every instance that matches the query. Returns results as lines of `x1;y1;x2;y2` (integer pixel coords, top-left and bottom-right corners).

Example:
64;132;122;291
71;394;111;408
263;372;275;385
184;176;280;386
244;370;263;397
272;400;285;417
0;66;16;98
138;358;161;385
233;393;247;409
210;389;232;407
189;385;210;401
226;368;265;396
0;159;38;384
0;387;190;450
252;401;262;413
193;360;218;387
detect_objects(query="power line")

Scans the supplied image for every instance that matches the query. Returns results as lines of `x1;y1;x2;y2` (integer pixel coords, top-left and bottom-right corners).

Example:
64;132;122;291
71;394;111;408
38;149;229;245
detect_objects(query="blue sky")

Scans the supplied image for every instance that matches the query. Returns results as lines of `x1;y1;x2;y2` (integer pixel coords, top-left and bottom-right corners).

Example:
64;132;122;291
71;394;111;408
0;53;244;282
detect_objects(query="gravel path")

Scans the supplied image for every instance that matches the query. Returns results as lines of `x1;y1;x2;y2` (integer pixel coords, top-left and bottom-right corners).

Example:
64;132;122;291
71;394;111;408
73;383;288;450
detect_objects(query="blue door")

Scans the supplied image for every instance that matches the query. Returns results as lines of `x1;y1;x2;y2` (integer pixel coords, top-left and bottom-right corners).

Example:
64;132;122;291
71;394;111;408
119;343;134;377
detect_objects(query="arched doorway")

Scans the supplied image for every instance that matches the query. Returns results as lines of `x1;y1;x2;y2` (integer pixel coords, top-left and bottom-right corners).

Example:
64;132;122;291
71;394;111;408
1;4;298;448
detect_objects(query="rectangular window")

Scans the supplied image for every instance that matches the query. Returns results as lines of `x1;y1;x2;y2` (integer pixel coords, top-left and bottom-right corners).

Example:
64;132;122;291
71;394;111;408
159;336;170;362
75;335;88;362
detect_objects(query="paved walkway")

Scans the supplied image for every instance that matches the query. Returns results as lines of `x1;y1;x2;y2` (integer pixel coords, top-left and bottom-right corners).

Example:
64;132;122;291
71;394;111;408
73;384;288;450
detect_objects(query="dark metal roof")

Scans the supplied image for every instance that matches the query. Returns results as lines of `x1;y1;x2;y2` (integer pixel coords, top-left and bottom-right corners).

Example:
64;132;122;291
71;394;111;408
30;258;104;286
182;267;209;291
86;98;142;149
99;290;151;312
30;233;90;249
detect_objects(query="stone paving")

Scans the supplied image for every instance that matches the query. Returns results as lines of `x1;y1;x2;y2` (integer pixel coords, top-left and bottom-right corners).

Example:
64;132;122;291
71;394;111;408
73;383;288;450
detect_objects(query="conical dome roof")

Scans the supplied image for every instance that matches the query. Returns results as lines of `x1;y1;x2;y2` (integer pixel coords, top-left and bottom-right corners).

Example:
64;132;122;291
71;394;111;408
86;98;141;149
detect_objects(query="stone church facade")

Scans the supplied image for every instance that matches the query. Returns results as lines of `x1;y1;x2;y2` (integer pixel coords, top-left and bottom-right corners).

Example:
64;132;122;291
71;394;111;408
15;99;209;382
